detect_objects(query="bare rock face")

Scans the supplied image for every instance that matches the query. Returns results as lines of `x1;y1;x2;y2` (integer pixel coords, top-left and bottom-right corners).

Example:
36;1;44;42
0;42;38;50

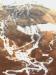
4;21;31;47
13;5;56;24
0;4;56;75
38;32;53;52
0;38;4;48
50;33;56;50
0;10;8;21
30;48;42;61
3;4;56;25
49;50;56;59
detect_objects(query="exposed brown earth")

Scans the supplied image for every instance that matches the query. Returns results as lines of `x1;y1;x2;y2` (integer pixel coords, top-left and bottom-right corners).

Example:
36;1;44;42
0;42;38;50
0;4;56;75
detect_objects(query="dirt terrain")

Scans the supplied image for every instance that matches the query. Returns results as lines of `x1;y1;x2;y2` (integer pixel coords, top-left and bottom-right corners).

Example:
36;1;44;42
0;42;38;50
0;4;56;75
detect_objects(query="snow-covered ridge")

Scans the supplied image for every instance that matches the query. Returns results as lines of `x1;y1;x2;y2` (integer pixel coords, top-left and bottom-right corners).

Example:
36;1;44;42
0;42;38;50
17;23;56;35
37;23;56;32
